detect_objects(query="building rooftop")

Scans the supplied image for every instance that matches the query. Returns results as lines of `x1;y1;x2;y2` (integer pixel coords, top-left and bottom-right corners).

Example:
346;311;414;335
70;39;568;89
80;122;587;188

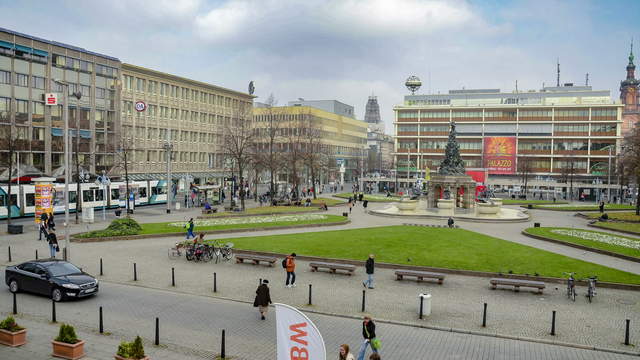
287;99;356;118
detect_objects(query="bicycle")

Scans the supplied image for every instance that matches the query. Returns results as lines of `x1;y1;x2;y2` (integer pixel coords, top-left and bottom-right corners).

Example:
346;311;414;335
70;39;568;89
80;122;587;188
585;276;598;303
564;272;577;301
168;242;187;259
210;240;234;263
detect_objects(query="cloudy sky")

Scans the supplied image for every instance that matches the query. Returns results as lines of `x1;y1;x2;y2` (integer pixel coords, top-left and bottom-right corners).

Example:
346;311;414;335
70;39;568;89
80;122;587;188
1;0;639;132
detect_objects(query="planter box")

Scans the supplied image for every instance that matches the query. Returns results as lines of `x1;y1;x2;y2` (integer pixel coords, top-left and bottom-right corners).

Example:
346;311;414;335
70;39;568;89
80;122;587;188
52;340;85;359
0;328;26;347
7;224;23;234
115;355;150;360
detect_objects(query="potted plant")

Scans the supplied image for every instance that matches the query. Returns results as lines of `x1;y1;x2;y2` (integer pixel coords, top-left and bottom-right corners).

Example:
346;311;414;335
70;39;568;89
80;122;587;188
52;323;85;359
115;335;149;360
0;315;26;347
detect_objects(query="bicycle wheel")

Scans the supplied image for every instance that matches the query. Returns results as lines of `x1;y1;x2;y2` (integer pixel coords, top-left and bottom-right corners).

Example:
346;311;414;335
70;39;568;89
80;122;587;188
202;252;211;262
222;248;233;261
587;288;593;303
571;288;576;301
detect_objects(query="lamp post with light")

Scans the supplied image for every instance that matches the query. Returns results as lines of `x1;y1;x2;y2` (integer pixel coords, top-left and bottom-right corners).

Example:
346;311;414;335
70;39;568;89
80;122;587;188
52;79;71;260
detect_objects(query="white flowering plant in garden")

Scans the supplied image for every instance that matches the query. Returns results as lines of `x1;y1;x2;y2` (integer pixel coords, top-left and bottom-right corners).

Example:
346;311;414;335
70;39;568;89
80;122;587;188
168;214;329;228
550;229;640;250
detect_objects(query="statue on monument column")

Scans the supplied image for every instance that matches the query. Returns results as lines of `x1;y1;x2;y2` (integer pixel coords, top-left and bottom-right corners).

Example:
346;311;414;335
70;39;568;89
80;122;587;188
438;122;466;175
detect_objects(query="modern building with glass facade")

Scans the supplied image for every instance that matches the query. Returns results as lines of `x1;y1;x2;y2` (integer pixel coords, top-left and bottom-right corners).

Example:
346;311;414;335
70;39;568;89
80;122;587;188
394;85;624;183
0;27;120;176
120;64;254;185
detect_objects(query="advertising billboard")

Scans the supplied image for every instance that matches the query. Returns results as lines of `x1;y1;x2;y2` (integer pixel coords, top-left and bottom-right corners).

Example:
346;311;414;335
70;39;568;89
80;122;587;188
35;183;53;223
483;137;516;174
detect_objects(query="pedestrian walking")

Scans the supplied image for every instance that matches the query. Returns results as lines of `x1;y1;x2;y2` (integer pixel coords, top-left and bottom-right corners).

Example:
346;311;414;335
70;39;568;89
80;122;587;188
357;315;379;360
339;344;355;360
284;253;297;287
47;213;56;231
185;218;196;239
349;202;353;214
447;217;454;228
253;279;272;320
363;254;375;289
599;201;605;213
363;200;368;209
47;230;59;258
38;218;48;241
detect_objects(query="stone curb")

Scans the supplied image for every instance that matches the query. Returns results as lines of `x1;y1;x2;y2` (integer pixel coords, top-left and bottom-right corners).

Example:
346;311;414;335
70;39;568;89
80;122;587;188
576;212;640;224
366;210;531;223
588;223;640;237
198;208;331;219
70;219;351;243
97;279;640;357
522;230;640;264
233;249;640;291
523;206;634;212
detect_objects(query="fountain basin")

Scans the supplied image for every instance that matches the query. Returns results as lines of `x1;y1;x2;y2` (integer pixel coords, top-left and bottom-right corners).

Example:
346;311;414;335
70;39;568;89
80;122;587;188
437;199;455;209
396;199;418;211
476;202;500;215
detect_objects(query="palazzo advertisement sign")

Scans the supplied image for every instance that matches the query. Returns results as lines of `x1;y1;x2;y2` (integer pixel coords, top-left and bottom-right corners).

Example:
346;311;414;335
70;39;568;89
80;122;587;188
483;137;516;174
35;183;53;223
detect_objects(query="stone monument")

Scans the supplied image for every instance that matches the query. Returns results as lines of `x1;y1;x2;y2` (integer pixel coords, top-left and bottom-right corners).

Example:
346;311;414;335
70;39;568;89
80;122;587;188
427;122;477;212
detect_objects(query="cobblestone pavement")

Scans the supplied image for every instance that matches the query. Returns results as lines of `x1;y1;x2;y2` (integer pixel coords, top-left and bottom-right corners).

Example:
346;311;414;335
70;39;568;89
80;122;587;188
1;197;640;356
0;281;637;360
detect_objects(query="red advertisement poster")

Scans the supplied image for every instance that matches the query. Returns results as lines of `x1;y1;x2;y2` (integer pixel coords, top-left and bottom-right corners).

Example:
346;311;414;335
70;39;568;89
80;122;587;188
483;137;516;174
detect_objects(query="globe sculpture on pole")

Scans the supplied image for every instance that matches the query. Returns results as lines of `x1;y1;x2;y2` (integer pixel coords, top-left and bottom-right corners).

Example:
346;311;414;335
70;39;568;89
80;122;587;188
405;75;422;95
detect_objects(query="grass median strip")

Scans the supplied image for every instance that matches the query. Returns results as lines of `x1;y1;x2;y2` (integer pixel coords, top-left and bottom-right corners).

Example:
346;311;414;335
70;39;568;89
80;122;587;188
584;211;640;222
526;204;635;211
334;192;400;202
76;214;347;238
591;222;640;235
501;199;568;205
216;225;640;284
525;227;640;260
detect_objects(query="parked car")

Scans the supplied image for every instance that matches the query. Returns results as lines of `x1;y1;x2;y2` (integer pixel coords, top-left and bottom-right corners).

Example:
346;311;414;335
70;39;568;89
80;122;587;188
5;259;98;302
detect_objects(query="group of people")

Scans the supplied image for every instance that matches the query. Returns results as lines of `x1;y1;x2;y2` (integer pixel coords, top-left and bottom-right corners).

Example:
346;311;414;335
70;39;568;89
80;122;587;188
37;212;59;258
253;253;380;359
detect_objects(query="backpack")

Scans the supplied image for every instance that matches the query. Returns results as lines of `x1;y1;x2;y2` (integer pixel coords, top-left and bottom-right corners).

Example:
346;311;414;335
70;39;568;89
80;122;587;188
282;258;287;269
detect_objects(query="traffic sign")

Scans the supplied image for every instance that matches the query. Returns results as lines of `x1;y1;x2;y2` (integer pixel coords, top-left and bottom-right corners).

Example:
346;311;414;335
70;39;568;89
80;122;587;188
45;93;58;106
135;101;147;112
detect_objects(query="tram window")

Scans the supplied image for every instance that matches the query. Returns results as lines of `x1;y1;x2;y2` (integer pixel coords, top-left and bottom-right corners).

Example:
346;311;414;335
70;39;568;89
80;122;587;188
139;188;147;198
25;193;35;207
69;191;77;203
111;189;119;199
83;190;94;202
95;189;104;201
152;186;166;195
0;195;4;206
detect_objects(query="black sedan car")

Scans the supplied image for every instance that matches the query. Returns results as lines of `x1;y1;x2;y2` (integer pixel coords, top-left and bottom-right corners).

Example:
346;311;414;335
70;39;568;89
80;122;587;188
5;259;98;302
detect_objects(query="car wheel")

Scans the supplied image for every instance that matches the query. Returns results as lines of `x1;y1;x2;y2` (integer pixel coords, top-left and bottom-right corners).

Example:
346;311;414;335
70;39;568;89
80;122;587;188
51;288;63;302
8;279;19;293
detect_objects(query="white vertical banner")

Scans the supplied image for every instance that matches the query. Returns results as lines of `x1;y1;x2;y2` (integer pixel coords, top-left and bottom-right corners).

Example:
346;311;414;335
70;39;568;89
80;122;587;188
276;303;326;360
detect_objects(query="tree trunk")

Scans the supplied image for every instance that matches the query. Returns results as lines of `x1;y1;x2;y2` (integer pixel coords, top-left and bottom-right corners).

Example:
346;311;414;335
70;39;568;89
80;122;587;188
636;174;640;216
311;167;317;200
239;165;246;211
6;147;13;228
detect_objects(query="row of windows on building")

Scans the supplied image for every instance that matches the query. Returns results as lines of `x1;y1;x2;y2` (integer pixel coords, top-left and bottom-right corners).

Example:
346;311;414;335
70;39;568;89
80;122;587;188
397;123;617;133
0;97;116;126
122;100;238;126
401;157;599;171
397;108;618;119
397;140;615;152
122;74;245;107
121;125;222;144
0;70;115;101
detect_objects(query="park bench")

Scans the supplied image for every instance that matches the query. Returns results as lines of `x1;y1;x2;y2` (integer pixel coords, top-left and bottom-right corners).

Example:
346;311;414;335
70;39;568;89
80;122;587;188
201;208;218;215
489;278;545;294
309;261;356;276
235;254;277;267
395;270;445;284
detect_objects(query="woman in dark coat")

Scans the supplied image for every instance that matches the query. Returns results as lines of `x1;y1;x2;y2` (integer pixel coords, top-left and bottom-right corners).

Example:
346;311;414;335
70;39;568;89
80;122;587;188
253;280;272;320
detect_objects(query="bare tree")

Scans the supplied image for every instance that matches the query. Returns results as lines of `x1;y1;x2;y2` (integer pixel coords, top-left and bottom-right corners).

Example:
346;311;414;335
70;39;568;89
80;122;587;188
558;157;577;201
253;94;283;202
282;114;306;200
299;112;326;200
0;125;20;230
622;128;640;214
223;101;254;211
517;156;533;198
111;138;135;216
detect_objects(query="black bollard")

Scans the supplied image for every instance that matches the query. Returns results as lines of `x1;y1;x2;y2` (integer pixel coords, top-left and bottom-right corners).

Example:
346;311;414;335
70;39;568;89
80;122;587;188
171;267;175;287
134;263;137;281
419;296;424;320
154;317;159;345
52;299;57;323
259;278;262;286
308;284;312;305
100;258;103;276
214;272;217;293
63;247;67;261
361;290;366;312
221;329;226;359
550;310;556;336
99;306;103;334
12;292;16;314
8;246;11;262
35;249;38;260
482;303;487;327
625;319;630;345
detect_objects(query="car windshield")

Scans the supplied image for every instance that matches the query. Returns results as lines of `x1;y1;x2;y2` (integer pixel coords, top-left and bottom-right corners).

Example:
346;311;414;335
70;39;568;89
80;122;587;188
46;262;82;277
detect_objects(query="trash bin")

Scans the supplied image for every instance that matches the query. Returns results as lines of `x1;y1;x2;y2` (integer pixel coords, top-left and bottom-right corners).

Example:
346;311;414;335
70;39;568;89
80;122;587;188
8;224;23;234
115;209;122;217
534;222;541;227
82;207;95;223
419;293;432;317
342;212;348;217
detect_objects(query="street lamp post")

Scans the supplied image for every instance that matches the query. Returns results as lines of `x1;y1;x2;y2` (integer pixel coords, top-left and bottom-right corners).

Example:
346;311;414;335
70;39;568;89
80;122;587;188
72;91;82;224
96;170;110;221
164;142;173;214
607;145;612;203
53;79;71;260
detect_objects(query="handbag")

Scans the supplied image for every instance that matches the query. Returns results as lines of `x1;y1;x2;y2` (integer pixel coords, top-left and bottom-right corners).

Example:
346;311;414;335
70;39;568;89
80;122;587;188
55;245;60;252
371;338;381;350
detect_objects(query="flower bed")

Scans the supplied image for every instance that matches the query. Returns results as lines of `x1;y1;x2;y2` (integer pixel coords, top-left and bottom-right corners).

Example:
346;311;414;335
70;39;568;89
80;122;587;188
549;229;640;250
168;214;329;227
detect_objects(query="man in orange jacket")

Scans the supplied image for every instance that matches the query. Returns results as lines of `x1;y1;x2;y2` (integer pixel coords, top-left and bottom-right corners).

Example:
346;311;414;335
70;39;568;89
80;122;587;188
285;253;297;288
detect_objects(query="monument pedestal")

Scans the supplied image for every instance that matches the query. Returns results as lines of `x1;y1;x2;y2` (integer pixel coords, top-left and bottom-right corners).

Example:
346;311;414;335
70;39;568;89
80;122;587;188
427;175;476;210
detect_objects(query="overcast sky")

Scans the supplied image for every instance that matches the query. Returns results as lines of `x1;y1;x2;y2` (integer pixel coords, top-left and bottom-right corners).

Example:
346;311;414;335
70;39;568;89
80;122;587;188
1;0;639;132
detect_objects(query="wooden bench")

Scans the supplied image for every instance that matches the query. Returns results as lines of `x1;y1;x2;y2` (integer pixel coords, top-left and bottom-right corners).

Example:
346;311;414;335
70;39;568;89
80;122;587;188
309;262;356;276
235;254;277;267
490;278;545;294
395;270;445;284
201;208;218;214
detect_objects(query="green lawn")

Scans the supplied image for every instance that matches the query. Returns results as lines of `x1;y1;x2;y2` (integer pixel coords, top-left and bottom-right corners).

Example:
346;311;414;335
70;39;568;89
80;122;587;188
525;227;640;259
584;211;640;222
528;204;636;211
334;192;400;202
501;199;568;205
207;198;344;217
78;214;346;238
592;221;640;235
212;225;640;284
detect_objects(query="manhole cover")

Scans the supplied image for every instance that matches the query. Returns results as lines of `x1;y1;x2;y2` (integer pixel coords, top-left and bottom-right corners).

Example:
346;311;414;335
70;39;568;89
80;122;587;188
616;298;638;306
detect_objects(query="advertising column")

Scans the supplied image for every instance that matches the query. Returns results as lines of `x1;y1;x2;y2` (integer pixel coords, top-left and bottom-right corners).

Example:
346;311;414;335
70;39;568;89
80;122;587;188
33;177;55;224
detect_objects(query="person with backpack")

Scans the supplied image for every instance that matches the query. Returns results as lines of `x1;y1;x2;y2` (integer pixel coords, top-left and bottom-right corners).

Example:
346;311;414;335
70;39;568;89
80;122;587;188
47;230;59;258
185;218;195;239
363;254;375;289
47;213;56;231
38;216;48;241
357;315;379;360
283;253;297;287
253;279;272;320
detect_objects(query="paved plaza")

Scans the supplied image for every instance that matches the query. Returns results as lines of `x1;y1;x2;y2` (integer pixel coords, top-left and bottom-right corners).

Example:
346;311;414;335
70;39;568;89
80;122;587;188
1;195;639;358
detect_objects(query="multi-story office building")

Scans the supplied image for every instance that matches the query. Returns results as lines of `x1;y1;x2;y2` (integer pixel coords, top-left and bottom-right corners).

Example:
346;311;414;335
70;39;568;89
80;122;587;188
0;27;121;176
120;64;254;185
253;101;368;183
394;85;623;183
